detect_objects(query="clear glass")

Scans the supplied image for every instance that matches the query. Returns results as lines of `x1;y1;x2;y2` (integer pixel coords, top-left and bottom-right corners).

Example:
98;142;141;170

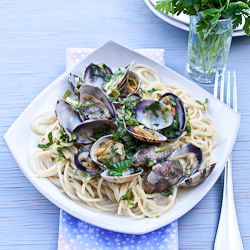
187;15;233;84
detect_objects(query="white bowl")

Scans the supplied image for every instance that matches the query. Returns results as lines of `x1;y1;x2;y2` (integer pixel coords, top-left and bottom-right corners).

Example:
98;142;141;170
4;40;240;234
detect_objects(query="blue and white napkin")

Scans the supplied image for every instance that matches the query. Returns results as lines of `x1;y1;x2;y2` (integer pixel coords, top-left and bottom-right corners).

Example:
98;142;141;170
57;47;178;250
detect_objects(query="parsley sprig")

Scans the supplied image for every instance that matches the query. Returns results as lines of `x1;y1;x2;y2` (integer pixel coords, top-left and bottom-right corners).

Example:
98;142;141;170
156;0;250;35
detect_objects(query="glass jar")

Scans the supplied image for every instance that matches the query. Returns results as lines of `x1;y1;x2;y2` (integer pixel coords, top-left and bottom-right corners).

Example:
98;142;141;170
187;15;233;84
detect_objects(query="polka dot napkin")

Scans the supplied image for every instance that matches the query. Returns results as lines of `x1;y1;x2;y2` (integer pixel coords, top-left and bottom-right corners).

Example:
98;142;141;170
57;48;178;250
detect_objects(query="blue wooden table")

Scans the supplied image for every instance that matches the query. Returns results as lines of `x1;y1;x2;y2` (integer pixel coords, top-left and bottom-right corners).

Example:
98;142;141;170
1;1;250;249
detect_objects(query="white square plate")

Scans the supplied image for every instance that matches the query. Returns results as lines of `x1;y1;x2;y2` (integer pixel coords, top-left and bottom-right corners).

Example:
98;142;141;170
4;41;240;234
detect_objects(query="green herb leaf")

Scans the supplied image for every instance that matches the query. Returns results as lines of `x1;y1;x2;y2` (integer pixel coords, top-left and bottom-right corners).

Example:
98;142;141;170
154;143;168;152
38;132;53;148
62;89;71;100
112;160;131;172
196;98;208;111
161;187;174;197
143;101;161;118
147;88;157;93
78;171;91;184
119;188;134;208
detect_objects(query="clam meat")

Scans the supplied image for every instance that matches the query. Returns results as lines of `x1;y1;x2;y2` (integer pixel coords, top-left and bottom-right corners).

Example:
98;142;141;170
127;125;168;144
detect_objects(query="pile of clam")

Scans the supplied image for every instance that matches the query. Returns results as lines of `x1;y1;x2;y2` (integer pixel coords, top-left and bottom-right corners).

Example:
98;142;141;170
55;63;216;193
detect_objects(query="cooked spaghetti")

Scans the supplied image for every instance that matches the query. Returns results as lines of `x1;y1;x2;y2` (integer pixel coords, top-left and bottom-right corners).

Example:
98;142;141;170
29;62;221;219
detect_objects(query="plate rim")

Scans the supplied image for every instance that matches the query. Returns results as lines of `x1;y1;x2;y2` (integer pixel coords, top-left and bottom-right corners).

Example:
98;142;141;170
4;40;241;234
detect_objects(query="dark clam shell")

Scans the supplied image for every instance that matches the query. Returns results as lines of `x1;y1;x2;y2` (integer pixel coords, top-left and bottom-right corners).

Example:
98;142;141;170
83;63;112;89
142;160;183;194
129;93;141;101
79;84;116;119
132;143;173;167
135;99;174;130
127;126;167;144
55;100;82;138
74;148;102;175
104;67;129;96
159;93;186;141
73;119;118;144
120;70;141;96
68;74;82;95
178;163;216;188
170;143;202;174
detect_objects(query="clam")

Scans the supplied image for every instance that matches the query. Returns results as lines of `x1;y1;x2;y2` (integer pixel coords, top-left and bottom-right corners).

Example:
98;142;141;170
90;135;143;183
101;166;143;184
132;142;173;167
74;144;102;175
170;143;202;176
68;74;83;95
73;120;118;144
127;125;167;144
90;135;124;167
135;100;174;130
103;67;129;95
79;84;116;120
143;160;183;193
55;100;82;139
159;93;186;141
178;163;216;188
112;71;141;104
83;63;113;89
121;70;141;96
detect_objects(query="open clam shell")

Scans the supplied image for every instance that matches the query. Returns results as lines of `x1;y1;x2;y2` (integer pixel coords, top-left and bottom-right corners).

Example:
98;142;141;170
159;93;186;141
55;100;82;139
120;70;141;96
79;84;116;119
170;143;202;175
90;135;124;168
127;126;167;144
74;147;103;175
73;120;118;144
104;67;129;95
178;163;216;188
101;167;143;184
83;63;112;89
68;74;82;95
135;99;174;130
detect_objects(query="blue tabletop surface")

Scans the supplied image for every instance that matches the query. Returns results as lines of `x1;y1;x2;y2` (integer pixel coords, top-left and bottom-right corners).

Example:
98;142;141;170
1;1;250;249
